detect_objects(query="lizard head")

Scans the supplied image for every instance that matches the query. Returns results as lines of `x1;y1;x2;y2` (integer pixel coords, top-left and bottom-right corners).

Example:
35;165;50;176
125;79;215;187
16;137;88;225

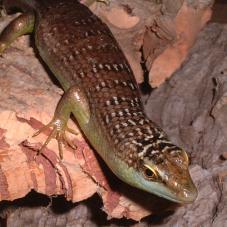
135;146;198;203
104;115;197;203
113;140;198;203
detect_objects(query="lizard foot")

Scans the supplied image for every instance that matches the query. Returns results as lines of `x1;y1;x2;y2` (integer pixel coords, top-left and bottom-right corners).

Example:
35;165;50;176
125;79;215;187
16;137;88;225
33;118;78;159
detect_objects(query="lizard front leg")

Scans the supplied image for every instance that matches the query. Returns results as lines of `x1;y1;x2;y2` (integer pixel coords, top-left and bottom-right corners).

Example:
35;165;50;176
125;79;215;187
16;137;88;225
34;85;90;159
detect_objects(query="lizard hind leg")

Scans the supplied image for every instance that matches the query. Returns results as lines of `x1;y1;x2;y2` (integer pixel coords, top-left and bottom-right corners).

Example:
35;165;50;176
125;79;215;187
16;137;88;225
0;12;35;54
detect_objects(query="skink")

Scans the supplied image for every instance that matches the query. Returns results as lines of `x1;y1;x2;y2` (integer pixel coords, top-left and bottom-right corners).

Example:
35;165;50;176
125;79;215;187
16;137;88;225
0;0;197;203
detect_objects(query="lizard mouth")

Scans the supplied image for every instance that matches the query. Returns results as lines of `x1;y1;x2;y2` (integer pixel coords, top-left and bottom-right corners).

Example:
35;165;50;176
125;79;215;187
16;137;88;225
173;180;198;203
144;181;198;204
157;171;198;203
163;185;198;204
178;187;198;203
129;168;198;204
157;174;198;204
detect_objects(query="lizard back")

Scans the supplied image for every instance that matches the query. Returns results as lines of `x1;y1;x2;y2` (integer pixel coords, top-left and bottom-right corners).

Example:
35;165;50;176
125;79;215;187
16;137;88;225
36;0;165;166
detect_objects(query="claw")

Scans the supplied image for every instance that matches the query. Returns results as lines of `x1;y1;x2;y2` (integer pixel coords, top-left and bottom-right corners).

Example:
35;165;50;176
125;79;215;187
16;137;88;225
64;133;77;149
66;126;78;135
57;132;64;160
0;4;7;18
0;43;6;56
37;125;57;156
33;121;53;137
84;0;110;7
97;0;110;5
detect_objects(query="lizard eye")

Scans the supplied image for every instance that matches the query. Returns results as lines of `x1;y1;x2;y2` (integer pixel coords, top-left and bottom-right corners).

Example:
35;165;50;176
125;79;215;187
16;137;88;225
141;164;158;180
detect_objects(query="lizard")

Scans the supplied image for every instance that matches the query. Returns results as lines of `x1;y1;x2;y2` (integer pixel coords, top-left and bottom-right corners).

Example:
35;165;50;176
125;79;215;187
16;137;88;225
0;0;197;203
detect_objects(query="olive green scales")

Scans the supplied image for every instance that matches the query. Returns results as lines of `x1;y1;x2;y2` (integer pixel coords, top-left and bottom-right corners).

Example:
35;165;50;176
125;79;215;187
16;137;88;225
0;0;197;203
